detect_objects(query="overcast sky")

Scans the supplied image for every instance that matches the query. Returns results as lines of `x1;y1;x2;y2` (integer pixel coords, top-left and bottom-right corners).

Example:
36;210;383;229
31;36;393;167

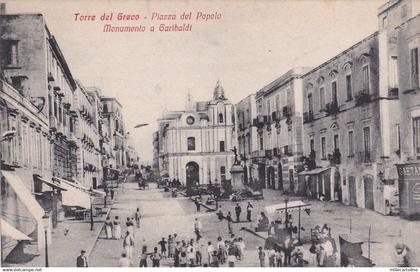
5;0;387;161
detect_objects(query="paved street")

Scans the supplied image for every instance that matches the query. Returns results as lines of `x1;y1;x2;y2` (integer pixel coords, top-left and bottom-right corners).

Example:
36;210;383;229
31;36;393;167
89;175;420;267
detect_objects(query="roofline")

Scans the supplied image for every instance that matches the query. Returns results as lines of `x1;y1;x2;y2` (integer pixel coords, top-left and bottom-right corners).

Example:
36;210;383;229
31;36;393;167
302;31;379;78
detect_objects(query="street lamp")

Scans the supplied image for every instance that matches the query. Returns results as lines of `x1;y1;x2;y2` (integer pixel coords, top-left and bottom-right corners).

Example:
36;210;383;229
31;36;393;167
42;213;50;267
89;188;94;231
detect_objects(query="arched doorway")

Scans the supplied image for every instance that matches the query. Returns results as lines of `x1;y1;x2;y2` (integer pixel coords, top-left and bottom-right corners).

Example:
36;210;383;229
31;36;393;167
186;162;199;190
267;167;275;189
277;163;283;191
364;175;374;210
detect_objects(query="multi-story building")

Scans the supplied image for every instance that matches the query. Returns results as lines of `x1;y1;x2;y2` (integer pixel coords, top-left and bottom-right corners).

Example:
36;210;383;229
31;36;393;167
152;131;160;180
236;94;258;187
300;26;401;214
101;97;126;171
0;78;52;260
253;68;311;193
382;0;420;218
0;12;79;182
156;82;236;188
74;81;101;189
125;132;139;170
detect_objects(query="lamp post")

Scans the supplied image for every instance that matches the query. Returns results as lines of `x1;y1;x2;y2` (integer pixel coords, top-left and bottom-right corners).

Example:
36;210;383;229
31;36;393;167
89;188;94;231
42;214;50;267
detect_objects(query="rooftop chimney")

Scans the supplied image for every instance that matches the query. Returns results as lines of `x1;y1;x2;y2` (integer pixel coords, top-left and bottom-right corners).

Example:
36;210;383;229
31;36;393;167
0;3;6;15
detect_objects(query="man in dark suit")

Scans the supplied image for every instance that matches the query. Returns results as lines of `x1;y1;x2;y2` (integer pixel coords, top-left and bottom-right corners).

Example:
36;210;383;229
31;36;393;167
76;250;88;267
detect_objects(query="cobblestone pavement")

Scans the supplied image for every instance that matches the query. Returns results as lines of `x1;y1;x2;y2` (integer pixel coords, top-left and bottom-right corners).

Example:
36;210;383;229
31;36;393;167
90;178;420;267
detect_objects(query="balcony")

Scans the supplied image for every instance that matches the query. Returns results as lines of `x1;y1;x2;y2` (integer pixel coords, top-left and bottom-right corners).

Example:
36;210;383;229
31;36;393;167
357;151;372;163
49;116;58;131
283;145;293;156
283;106;292;117
48;72;55;82
256;115;265;127
265;149;273;158
303;111;314;124
328;148;341;165
251;150;265;158
355;90;371;106
325;101;340;116
273;147;281;157
271;111;282;122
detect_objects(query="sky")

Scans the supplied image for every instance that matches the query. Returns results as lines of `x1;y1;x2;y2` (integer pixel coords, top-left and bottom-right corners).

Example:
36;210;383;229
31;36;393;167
4;0;387;161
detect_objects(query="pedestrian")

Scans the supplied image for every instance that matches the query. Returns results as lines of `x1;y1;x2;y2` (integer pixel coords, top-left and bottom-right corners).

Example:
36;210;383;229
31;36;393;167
105;216;112;239
216;237;226;264
188;247;195;267
268;248;276;267
217;206;224;221
195;243;203;266
283;234;293;266
168;234;175;258
235;203;242;222
110;188;115;200
113;216;121;239
194;197;201;212
76;250;88;267
151;247;162;267
227;250;236;267
193;218;202;242
210;250;219;267
258;246;266;267
276;249;284;267
179;252;188;267
394;243;409;267
123;231;134;259
238;237;245;260
118;252;132;267
207;241;214;265
226;212;233;234
174;241;181;267
246;202;253;222
126;217;134;238
158;237;167;257
138;246;148;267
135;208;141;228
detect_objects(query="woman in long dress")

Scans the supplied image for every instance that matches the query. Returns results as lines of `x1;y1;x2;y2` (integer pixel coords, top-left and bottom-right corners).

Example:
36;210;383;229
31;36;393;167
105;216;113;239
114;216;121;239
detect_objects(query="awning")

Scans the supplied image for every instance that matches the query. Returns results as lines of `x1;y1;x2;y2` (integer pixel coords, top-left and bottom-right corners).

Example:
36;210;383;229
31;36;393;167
265;200;311;216
298;167;330;175
55;177;105;197
1;171;45;222
34;175;67;191
1;218;33;241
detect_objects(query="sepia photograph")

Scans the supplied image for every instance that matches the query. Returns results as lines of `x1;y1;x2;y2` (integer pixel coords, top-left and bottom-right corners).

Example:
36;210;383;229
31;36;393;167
1;0;420;268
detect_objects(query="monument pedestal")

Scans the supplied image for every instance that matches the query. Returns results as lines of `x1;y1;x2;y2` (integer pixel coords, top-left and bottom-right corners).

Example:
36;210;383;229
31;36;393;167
230;164;244;189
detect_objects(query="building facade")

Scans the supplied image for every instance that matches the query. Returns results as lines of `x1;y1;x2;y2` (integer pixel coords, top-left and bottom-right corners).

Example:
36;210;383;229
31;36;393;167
252;68;311;193
157;82;236;188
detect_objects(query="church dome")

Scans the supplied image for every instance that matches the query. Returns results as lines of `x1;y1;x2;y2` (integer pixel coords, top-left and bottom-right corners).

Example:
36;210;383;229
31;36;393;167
213;80;226;101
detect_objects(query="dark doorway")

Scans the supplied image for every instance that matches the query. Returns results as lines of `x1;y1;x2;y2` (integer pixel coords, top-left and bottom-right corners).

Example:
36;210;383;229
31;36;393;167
289;169;294;193
278;163;283;191
186;161;200;190
267;167;275;189
93;177;97;189
334;171;342;202
258;165;266;189
324;172;331;201
364;176;374;210
349;176;357;206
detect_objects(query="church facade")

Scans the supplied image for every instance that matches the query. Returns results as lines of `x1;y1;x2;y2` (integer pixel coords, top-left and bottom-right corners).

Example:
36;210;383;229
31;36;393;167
156;81;236;188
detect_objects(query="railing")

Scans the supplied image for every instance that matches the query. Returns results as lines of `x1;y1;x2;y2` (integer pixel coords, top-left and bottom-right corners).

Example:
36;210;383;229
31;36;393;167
325;101;339;115
251;150;265;158
355;90;371;105
283;106;292;117
265;149;273;158
303;111;314;123
272;111;282;122
357;151;372;163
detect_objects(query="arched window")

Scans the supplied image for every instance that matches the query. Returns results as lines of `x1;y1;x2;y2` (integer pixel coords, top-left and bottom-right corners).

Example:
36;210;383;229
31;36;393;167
219;113;224;123
187;137;195;151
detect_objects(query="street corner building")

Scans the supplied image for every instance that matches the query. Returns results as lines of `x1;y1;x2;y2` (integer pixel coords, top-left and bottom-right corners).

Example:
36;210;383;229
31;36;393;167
0;4;132;265
155;81;236;189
